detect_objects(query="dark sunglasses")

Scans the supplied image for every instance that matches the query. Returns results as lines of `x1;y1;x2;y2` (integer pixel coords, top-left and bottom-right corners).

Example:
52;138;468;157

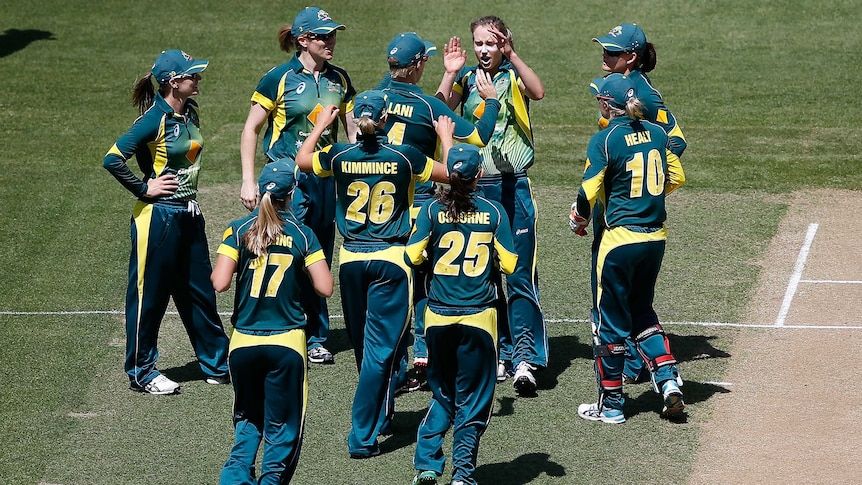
307;31;336;41
603;49;626;57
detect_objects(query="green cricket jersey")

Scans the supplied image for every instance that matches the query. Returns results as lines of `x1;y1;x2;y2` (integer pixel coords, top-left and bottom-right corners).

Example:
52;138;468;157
406;191;518;315
104;94;204;201
217;211;325;332
252;54;355;160
311;134;436;246
452;59;535;175
576;117;677;228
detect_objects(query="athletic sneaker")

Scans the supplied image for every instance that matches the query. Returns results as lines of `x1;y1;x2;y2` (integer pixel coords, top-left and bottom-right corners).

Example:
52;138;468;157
412;470;438;485
308;346;335;364
396;377;421;395
577;402;625;424
513;361;537;396
413;358;428;380
136;374;180;395
660;380;686;418
496;360;509;383
349;445;381;459
205;375;230;385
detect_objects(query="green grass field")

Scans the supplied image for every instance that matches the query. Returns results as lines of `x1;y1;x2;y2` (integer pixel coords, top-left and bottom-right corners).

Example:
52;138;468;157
1;1;861;483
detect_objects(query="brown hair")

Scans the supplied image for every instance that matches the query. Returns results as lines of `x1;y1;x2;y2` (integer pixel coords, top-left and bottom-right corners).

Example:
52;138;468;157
131;73;157;114
242;191;289;256
277;24;301;53
470;15;514;49
634;42;657;73
435;172;477;221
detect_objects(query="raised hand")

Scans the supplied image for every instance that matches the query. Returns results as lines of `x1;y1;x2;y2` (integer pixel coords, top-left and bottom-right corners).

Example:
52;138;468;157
443;36;467;74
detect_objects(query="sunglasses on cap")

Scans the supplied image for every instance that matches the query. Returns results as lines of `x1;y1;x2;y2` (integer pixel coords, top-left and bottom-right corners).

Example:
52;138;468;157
307;31;336;41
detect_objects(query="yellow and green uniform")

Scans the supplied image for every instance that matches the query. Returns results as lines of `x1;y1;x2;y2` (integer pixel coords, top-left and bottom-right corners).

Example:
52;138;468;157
103;93;229;390
216;210;325;484
311;132;437;457
406;190;518;484
589;70;688;382
576;115;684;413
380;79;502;376
250;54;356;351
451;60;548;372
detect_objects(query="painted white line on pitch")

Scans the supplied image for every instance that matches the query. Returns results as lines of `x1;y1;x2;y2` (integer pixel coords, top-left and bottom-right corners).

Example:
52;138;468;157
704;381;734;386
775;222;819;327
799;279;862;284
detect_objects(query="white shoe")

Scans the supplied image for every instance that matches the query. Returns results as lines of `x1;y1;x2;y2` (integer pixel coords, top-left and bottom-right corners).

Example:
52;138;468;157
513;361;537;395
142;374;179;395
205;375;230;385
577;402;625;424
660;380;685;418
496;360;508;382
308;346;334;364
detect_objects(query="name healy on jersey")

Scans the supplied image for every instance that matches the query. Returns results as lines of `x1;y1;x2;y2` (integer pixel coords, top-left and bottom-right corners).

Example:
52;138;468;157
624;130;652;147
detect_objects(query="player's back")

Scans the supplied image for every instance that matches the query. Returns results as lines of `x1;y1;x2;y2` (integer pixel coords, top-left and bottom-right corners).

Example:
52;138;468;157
600;119;669;228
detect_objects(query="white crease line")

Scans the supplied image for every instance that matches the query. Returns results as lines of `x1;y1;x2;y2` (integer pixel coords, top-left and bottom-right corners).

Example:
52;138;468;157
704;381;734;386
799;279;862;284
775;222;819;327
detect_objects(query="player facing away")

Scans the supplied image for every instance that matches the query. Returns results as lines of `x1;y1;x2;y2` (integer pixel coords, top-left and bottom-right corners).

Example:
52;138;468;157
103;49;229;395
380;31;503;392
569;74;685;423
407;145;518;485
590;22;687;384
213;159;333;483
294;93;452;458
239;6;356;366
434;15;547;396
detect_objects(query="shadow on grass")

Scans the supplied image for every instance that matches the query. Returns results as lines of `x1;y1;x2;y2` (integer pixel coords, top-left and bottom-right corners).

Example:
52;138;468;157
624;380;732;422
668;333;731;362
475;452;567;484
538;334;593;391
162;360;207;384
380;408;427;454
0;29;56;58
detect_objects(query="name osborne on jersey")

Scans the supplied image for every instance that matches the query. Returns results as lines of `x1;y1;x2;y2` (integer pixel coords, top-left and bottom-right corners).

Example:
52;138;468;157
340;161;399;174
437;211;491;225
387;102;414;118
624;131;652;147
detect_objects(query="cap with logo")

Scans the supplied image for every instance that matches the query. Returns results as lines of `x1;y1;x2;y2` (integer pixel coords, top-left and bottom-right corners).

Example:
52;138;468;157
594;73;637;109
592;23;647;54
353;90;388;123
447;145;482;180
291;6;346;37
387;32;435;68
258;158;297;200
151;49;208;84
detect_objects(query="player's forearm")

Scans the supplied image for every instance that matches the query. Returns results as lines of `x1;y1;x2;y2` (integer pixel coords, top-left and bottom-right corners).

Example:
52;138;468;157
507;53;545;100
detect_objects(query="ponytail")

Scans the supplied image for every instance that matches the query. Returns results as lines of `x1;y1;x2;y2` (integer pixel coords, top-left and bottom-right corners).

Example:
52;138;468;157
131;73;155;114
636;42;657;73
278;24;300;53
242;192;288;256
435;172;477;221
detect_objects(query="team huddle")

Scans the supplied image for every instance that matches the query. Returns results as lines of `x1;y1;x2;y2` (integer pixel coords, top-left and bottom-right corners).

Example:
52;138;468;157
103;6;687;485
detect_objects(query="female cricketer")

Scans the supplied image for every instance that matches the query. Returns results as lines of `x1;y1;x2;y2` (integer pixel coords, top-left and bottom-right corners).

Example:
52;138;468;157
380;31;502;392
407;145;518;485
213;159;333;483
294;93;451;459
103;49;229;395
239;6;356;365
569;74;685;424
434;15;547;396
591;23;687;385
